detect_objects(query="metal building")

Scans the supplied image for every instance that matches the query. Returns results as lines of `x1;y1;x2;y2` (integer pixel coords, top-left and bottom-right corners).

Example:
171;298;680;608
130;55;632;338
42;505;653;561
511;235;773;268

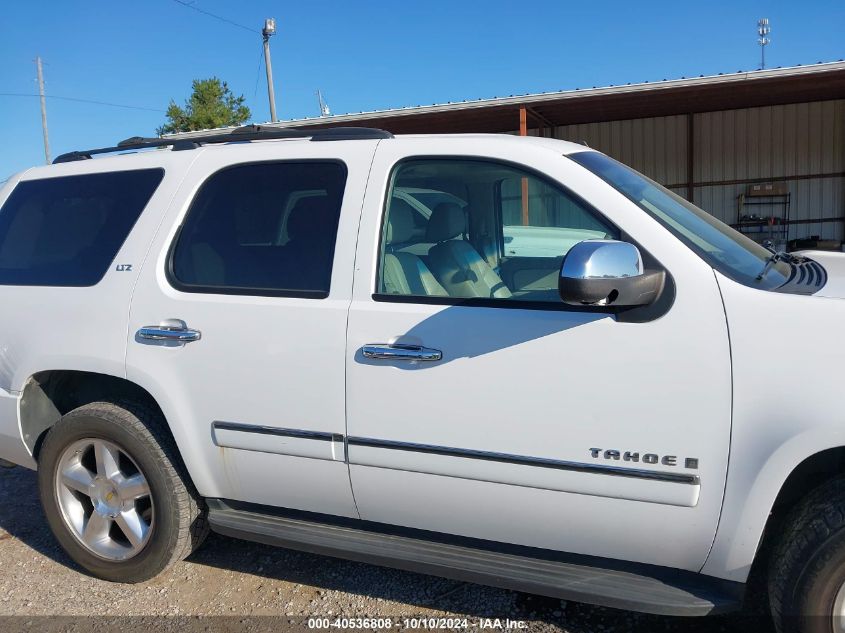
275;61;845;248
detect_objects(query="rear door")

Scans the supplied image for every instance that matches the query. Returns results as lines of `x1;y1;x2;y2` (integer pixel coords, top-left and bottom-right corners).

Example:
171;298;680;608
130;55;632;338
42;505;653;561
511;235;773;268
345;138;732;571
126;140;379;516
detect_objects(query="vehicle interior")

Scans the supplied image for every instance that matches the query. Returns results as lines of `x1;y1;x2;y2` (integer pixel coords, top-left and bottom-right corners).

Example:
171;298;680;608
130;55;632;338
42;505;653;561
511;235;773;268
172;162;346;294
380;160;616;302
170;158;616;301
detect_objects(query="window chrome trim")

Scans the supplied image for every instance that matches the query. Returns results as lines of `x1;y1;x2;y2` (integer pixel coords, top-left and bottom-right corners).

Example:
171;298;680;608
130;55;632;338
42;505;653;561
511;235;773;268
347;437;700;485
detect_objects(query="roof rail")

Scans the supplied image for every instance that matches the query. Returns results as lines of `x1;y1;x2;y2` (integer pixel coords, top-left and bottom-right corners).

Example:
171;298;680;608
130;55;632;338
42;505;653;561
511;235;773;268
53;125;394;164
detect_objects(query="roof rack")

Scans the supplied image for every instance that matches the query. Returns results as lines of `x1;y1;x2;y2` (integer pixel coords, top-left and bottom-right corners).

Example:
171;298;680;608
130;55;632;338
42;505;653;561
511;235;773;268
53;125;394;164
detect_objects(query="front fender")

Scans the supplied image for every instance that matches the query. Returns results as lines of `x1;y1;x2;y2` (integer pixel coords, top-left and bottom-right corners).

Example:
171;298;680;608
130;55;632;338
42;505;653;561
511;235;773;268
702;272;845;582
702;430;845;581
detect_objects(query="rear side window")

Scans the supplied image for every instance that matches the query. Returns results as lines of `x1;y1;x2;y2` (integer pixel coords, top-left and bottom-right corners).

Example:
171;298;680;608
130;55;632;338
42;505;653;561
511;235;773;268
0;169;163;286
169;161;347;298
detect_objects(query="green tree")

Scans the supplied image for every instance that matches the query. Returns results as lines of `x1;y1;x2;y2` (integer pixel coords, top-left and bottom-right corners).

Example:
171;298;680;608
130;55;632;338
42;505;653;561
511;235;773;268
158;77;251;135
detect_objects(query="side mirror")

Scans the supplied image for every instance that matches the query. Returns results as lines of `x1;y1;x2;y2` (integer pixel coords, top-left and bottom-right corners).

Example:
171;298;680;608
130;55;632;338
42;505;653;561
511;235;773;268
558;240;665;307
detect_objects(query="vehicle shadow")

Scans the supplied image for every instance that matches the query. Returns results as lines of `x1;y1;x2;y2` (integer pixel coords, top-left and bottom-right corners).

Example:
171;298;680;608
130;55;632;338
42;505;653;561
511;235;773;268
0;466;774;631
353;304;609;370
0;464;76;569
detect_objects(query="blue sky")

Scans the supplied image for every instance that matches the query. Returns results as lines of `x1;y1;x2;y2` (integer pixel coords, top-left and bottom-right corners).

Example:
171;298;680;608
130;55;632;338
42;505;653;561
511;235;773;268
1;1;843;181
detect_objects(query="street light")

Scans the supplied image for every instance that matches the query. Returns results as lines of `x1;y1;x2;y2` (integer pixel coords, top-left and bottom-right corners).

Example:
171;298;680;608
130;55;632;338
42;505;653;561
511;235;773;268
263;18;276;38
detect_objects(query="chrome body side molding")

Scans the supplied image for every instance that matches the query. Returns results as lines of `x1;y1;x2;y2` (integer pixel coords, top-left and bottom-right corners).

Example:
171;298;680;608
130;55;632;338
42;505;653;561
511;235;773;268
348;436;699;484
347;436;701;507
209;424;700;505
211;421;345;461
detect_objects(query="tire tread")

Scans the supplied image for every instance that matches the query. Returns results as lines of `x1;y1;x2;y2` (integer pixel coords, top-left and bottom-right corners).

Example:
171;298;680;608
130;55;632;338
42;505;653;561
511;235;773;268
769;475;845;632
38;399;208;581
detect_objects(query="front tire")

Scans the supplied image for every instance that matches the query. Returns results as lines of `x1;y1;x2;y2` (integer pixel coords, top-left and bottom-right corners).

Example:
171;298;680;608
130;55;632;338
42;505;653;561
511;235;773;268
37;400;208;582
769;475;845;633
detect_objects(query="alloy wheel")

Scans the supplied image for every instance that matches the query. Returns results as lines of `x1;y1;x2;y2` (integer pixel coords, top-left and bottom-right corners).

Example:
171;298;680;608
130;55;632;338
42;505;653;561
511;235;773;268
54;438;154;561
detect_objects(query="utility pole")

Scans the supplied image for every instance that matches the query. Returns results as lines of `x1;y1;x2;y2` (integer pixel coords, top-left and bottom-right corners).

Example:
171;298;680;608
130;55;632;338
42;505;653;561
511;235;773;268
262;18;278;122
35;56;50;164
317;90;330;117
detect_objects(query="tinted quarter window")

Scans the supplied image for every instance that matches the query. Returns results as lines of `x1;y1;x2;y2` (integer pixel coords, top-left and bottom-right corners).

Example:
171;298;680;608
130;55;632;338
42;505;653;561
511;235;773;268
0;169;163;287
170;162;346;298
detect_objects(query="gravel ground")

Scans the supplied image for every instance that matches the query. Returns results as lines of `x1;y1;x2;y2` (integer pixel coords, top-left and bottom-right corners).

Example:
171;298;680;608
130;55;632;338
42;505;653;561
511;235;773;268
0;465;774;632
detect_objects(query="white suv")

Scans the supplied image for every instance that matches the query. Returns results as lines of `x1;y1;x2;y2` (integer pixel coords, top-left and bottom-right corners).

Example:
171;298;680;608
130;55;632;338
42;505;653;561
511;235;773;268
1;126;843;631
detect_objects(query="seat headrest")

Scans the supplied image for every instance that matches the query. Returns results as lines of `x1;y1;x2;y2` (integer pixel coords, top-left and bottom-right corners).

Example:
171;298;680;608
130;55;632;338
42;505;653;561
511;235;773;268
386;198;415;244
287;196;332;241
426;202;466;243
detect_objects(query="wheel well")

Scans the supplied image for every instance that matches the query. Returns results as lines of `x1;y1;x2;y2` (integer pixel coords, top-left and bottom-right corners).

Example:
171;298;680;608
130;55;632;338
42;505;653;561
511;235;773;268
746;447;845;601
20;370;166;460
771;448;845;516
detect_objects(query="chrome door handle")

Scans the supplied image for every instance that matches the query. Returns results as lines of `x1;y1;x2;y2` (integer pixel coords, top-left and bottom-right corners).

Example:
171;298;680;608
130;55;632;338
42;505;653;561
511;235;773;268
137;319;201;343
362;344;442;362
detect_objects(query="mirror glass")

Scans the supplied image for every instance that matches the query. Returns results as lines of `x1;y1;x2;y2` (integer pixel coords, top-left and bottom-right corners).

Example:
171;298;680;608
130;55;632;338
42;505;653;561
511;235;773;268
560;239;643;280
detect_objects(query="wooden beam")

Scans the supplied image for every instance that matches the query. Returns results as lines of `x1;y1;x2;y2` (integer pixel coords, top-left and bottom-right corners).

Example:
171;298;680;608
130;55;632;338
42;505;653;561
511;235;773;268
521;178;530;225
519;106;529;225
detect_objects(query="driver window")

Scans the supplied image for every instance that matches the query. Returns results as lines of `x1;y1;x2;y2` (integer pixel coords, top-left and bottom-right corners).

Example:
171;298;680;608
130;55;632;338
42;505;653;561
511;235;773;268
377;159;617;303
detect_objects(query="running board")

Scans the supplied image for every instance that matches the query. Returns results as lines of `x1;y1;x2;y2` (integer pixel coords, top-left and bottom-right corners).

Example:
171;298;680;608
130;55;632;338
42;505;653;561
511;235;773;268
207;499;743;617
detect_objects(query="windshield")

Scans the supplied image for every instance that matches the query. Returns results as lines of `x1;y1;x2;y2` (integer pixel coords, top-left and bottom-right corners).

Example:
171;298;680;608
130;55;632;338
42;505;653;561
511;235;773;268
568;151;791;290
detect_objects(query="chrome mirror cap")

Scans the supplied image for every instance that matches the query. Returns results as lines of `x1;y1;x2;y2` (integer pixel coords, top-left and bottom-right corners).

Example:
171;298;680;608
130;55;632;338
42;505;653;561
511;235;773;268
560;239;644;280
559;240;664;308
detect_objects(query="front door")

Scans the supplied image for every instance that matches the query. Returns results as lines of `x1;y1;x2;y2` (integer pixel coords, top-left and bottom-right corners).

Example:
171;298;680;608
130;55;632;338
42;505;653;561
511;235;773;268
345;138;731;571
127;141;379;517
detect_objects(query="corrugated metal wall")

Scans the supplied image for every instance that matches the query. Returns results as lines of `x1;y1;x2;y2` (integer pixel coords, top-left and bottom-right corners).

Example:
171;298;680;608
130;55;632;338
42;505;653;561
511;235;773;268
552;114;689;187
549;99;845;242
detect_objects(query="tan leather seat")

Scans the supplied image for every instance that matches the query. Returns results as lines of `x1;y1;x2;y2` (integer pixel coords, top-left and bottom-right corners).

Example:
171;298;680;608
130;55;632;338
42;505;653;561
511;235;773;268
382;200;447;297
425;202;512;299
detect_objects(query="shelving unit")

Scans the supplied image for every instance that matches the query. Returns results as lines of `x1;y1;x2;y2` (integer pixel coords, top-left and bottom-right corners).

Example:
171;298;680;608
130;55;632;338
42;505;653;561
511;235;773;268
733;183;791;246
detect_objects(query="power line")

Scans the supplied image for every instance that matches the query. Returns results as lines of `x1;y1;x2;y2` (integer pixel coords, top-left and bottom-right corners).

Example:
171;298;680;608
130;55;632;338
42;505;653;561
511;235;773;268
0;93;165;113
252;42;264;99
168;0;259;34
252;40;265;99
